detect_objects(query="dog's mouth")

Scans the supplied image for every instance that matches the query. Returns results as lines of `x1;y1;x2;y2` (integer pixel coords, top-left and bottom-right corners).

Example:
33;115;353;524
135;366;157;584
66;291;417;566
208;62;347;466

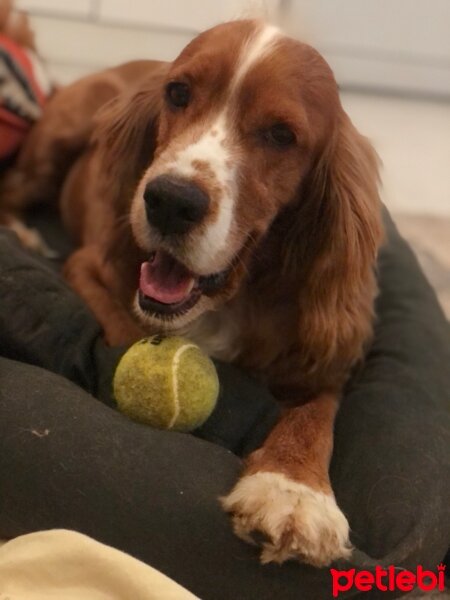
138;250;230;318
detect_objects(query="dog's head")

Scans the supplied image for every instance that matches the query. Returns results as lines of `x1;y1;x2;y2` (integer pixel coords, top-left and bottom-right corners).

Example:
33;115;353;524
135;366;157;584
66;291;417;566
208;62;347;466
99;20;381;334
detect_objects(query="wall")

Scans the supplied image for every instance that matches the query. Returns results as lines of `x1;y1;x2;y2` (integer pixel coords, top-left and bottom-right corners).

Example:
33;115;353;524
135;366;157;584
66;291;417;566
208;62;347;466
18;0;450;98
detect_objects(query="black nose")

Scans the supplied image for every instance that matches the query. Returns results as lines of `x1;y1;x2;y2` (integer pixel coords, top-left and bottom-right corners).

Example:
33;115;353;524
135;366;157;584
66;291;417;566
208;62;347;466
144;176;210;236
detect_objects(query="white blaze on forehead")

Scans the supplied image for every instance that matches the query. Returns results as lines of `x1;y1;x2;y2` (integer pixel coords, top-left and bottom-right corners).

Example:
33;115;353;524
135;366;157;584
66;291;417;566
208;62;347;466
231;23;280;89
164;23;281;274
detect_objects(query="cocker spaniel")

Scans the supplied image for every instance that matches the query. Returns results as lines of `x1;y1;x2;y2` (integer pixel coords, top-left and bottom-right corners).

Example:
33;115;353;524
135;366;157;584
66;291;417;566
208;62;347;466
1;20;383;566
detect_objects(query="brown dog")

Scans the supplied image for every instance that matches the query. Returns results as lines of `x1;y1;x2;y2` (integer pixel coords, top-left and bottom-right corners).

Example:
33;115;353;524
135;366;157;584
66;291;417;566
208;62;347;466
2;20;383;566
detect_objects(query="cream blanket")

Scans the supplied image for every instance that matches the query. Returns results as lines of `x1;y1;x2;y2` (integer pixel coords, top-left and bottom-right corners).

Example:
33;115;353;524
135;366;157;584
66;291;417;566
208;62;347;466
0;529;199;599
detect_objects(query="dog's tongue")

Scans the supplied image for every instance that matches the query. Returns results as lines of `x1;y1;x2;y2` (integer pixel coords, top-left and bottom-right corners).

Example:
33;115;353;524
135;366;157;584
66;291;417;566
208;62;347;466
139;251;195;304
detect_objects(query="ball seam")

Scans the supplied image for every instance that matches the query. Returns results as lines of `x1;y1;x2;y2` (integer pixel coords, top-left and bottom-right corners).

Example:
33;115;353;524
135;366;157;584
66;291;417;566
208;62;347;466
169;343;197;429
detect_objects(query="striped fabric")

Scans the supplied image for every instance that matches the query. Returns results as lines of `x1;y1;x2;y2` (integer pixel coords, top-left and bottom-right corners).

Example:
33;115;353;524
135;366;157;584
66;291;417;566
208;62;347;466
0;32;51;159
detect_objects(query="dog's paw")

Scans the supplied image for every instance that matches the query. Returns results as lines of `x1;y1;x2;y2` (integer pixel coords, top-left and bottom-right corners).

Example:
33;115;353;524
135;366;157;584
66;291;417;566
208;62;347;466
221;471;352;566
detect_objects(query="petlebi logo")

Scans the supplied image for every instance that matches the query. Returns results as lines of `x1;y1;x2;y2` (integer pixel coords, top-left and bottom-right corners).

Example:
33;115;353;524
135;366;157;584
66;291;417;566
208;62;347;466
331;563;446;597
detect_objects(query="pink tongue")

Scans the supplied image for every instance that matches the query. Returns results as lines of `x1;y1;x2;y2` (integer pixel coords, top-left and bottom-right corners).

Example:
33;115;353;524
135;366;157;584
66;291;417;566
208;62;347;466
139;251;195;304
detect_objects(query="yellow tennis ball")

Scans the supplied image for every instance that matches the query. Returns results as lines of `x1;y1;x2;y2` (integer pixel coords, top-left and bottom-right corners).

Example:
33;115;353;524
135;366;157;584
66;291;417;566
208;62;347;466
113;336;219;432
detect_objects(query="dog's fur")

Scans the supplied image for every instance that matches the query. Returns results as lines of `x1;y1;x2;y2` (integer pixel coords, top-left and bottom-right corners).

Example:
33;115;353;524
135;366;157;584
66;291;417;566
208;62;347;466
1;20;383;566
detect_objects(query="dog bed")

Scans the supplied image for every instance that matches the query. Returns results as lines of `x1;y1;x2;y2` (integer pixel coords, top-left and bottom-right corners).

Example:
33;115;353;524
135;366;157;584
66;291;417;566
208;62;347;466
0;209;449;600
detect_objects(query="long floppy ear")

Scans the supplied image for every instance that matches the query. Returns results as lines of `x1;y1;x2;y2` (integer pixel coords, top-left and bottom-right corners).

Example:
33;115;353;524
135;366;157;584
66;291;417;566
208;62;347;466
93;63;169;210
291;110;383;383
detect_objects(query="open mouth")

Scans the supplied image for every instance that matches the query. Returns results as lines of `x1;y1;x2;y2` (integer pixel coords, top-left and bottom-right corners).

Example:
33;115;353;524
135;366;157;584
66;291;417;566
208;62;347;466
138;250;230;318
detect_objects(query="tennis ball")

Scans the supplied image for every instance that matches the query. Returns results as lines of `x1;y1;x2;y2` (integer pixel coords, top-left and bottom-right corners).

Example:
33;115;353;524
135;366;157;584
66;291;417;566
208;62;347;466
113;336;219;432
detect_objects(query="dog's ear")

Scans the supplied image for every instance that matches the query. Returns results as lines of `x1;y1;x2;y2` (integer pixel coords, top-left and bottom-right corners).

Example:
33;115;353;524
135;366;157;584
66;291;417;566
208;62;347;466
286;110;383;382
94;64;169;206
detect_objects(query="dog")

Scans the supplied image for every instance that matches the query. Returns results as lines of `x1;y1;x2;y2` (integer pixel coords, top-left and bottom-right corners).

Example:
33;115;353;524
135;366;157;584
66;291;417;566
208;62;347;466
1;19;383;566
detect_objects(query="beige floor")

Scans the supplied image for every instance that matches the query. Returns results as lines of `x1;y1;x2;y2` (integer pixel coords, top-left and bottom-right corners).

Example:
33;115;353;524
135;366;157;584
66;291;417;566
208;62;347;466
394;213;450;318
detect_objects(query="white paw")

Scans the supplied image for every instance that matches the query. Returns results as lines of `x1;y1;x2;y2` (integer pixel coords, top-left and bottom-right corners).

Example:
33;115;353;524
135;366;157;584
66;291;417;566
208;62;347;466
221;471;352;566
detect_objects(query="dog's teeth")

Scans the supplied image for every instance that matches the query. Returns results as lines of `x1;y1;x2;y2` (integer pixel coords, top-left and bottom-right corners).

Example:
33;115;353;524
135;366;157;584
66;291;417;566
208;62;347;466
186;278;196;295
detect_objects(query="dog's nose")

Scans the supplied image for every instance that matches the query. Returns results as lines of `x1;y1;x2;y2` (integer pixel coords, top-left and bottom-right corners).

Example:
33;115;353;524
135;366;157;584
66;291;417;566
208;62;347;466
144;176;210;236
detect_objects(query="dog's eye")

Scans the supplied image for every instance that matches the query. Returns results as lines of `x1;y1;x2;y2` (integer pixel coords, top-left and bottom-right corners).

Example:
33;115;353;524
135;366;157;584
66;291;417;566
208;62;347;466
166;81;191;108
264;123;296;148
